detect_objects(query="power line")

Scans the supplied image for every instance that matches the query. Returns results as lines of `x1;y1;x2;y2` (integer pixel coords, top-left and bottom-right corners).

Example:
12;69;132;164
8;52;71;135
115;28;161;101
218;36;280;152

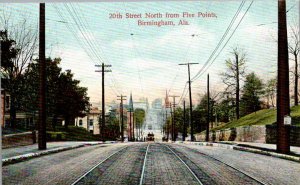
192;1;254;82
52;4;99;65
64;3;104;64
191;1;246;81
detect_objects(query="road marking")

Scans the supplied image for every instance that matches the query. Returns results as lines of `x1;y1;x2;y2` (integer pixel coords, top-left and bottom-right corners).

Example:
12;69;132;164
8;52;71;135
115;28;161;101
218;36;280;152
71;146;128;185
165;144;203;185
139;143;150;185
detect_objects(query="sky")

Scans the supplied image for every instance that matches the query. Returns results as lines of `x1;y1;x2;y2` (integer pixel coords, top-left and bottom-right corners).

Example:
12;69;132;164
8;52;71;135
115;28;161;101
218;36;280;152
0;0;299;107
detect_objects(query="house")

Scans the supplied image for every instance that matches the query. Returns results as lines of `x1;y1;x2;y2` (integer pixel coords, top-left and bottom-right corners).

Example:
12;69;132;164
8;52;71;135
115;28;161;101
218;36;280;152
1;89;36;129
75;107;101;134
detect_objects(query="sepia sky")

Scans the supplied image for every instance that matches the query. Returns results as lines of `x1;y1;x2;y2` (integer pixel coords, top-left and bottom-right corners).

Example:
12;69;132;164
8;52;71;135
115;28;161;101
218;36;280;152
0;0;299;107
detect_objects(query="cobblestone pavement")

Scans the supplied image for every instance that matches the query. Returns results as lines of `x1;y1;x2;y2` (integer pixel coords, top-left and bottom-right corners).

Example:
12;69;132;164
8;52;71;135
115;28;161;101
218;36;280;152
76;143;148;185
167;144;261;185
2;143;131;185
178;143;300;185
2;142;300;185
143;143;201;185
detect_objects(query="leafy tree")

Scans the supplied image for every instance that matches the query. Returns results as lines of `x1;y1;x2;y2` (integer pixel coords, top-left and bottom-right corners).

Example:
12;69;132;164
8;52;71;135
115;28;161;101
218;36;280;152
193;93;217;133
1;30;19;128
23;58;89;130
215;93;235;123
57;70;89;129
288;24;300;105
221;47;246;119
104;109;120;140
265;78;276;108
0;17;38;128
134;108;145;138
240;72;264;116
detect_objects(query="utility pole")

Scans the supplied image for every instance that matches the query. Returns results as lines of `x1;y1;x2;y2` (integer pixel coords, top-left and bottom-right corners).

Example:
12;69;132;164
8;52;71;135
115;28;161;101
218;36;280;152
38;3;46;150
117;95;126;142
165;108;168;140
206;74;210;142
179;62;199;141
183;100;186;141
169;95;179;141
133;113;135;141
277;0;290;154
95;63;111;141
169;106;172;141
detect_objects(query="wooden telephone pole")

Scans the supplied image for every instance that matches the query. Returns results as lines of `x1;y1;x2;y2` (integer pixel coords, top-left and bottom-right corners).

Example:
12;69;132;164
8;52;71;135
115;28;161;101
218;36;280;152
169;95;179;141
95;63;111;140
277;0;290;154
117;95;126;142
38;3;46;150
206;74;210;142
179;62;199;141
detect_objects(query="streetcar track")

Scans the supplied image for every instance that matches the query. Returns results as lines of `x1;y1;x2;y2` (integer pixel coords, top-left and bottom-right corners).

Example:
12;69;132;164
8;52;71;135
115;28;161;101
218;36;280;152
139;143;150;185
164;144;204;185
169;144;269;185
70;146;128;185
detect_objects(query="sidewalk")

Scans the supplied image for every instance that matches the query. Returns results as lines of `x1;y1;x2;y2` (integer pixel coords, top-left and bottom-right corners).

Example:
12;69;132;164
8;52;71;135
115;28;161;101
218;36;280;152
2;141;106;166
221;141;300;156
178;141;300;162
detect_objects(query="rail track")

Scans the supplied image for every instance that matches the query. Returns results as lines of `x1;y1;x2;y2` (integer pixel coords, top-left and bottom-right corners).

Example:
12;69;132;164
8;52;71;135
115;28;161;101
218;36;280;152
70;143;268;185
166;144;269;185
71;146;128;185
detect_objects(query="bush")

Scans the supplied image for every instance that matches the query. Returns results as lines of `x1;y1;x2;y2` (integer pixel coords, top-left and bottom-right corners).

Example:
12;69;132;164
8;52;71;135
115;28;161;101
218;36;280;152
46;131;66;141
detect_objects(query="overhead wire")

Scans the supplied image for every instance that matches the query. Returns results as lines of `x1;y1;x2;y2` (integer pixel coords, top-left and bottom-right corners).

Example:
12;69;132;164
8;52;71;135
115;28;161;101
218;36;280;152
192;1;254;82
191;0;246;81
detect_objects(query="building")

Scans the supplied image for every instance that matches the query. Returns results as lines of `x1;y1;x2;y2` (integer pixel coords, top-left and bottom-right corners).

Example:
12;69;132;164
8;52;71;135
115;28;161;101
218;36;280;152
1;89;36;129
75;107;101;134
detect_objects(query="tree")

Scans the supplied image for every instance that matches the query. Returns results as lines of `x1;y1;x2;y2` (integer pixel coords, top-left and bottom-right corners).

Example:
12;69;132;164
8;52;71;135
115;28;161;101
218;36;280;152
240;72;264;116
57;70;89;129
288;24;300;105
104;109;120;140
221;47;246;119
23;58;90;130
134;108;145;138
0;17;38;128
265;78;277;108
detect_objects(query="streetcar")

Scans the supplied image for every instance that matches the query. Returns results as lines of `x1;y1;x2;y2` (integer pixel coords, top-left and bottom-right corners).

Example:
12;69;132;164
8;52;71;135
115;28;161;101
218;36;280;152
146;132;155;141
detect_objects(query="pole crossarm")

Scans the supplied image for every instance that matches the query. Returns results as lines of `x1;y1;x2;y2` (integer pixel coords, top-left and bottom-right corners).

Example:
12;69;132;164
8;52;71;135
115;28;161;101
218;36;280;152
178;62;199;141
95;63;112;141
117;94;127;142
95;70;112;72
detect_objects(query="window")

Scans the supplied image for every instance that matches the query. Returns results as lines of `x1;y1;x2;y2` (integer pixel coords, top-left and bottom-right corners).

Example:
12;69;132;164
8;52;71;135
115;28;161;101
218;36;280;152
79;120;83;126
90;130;93;134
89;119;93;126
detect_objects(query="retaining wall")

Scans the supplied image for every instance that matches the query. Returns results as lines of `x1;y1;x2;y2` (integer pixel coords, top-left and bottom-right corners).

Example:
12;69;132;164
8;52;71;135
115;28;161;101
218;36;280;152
2;131;37;149
196;125;300;147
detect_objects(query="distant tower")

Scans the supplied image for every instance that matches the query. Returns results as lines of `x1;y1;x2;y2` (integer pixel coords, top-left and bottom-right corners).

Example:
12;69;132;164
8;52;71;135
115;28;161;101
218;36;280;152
127;92;134;140
165;90;171;108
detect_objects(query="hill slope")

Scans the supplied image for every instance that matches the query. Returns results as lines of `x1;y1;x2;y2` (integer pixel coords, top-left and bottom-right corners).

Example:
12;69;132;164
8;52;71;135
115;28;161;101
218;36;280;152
212;106;300;131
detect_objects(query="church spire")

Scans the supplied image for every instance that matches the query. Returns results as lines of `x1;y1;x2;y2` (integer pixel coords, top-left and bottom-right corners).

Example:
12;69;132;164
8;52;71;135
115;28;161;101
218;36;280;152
129;92;134;112
165;90;170;108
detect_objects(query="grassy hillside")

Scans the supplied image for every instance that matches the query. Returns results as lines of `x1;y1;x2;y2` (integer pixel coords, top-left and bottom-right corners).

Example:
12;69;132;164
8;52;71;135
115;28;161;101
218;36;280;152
47;126;99;141
212;105;300;131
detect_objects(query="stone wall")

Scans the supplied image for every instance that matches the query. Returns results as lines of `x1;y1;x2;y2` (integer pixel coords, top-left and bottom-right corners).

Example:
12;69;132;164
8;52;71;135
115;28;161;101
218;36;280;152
2;131;37;149
266;125;300;147
196;125;300;147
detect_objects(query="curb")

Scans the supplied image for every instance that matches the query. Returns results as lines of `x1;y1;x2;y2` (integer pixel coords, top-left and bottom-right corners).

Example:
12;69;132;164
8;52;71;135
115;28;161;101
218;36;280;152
2;142;104;166
233;146;300;162
179;141;300;163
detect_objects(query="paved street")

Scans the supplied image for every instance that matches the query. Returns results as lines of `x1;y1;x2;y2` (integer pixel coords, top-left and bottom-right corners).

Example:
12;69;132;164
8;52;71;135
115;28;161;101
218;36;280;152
2;142;300;185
